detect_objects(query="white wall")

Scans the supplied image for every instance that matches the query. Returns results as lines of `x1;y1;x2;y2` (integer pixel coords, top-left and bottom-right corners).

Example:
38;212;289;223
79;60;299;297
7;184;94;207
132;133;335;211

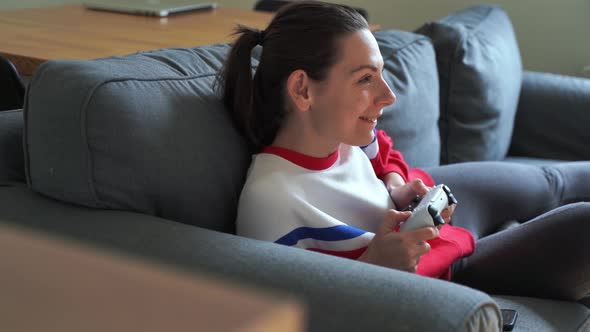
224;0;590;77
4;0;589;77
341;0;590;78
0;0;80;9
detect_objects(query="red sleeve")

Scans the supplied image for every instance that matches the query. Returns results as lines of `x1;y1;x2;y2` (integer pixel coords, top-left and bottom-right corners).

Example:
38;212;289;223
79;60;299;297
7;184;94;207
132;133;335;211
370;130;435;187
370;130;410;181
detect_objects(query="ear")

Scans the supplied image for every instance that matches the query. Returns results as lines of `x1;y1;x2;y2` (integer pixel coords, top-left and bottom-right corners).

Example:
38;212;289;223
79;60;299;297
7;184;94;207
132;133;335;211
286;69;312;113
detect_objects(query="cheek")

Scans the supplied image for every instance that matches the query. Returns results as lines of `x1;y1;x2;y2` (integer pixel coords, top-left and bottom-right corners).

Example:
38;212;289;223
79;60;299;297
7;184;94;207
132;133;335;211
346;89;372;114
338;88;370;108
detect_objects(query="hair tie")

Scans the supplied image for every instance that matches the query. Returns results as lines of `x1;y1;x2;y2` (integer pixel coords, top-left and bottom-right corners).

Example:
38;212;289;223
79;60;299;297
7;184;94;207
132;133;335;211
256;29;266;45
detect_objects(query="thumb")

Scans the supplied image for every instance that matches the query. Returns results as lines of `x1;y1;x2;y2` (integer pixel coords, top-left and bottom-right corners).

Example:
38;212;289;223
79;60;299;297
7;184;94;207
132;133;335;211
409;178;429;196
377;209;411;235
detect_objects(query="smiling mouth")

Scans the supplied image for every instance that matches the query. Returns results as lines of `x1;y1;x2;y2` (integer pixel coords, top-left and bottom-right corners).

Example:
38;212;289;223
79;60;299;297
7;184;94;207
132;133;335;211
359;116;378;123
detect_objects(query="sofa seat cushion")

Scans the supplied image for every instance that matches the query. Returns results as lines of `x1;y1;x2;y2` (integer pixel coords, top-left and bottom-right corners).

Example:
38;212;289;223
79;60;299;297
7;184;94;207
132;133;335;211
25;45;250;233
374;30;440;168
493;295;590;331
417;4;522;164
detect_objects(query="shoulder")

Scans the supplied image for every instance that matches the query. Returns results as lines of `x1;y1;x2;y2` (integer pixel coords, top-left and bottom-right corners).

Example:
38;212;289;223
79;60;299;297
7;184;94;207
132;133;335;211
236;155;302;240
241;153;299;203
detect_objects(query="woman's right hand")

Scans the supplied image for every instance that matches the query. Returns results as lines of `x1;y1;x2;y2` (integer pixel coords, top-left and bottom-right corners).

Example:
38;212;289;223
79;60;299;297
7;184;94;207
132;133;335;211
359;209;439;273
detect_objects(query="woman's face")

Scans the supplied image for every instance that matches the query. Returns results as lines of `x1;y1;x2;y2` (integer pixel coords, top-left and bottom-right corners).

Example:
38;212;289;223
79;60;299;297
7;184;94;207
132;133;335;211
307;29;396;147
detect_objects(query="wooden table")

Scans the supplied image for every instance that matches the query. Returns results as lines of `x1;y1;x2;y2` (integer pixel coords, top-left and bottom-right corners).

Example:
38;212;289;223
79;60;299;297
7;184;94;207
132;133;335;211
0;223;304;331
0;5;273;76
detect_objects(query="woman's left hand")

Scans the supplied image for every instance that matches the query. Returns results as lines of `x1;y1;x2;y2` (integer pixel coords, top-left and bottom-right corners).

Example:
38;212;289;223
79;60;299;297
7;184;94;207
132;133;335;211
440;203;456;226
388;178;429;210
388;178;457;227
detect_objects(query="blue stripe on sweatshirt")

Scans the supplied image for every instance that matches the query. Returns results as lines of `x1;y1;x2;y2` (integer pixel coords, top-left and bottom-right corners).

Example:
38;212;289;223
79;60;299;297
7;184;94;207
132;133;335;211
275;225;367;246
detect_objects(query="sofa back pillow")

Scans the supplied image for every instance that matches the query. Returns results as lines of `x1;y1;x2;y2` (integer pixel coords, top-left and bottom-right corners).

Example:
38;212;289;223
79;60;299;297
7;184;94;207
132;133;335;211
416;4;522;164
374;30;440;168
25;45;251;233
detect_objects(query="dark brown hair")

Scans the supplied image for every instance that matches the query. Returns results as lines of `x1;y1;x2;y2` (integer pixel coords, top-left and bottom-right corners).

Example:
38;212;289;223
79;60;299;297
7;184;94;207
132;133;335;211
217;1;368;150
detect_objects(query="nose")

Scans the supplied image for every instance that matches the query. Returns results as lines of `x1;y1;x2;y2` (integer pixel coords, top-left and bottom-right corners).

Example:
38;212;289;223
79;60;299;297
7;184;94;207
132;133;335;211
376;78;396;107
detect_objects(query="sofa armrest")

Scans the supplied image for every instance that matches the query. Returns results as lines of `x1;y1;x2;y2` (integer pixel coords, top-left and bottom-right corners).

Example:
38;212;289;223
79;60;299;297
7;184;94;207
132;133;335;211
0;185;501;332
508;71;590;160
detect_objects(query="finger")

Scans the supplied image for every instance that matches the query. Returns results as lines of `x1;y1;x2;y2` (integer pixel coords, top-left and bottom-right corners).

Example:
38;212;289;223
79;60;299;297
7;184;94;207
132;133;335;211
378;209;411;235
441;205;456;224
399;257;420;273
441;210;452;223
413;240;431;256
446;204;456;214
407;246;428;272
406;226;439;241
409;179;429;196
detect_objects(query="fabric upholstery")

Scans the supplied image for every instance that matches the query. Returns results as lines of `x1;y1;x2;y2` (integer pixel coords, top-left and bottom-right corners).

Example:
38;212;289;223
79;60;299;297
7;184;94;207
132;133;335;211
0;109;25;183
417;4;522;164
509;71;590;161
493;295;590;332
25;45;250;233
375;30;441;168
0;55;25;111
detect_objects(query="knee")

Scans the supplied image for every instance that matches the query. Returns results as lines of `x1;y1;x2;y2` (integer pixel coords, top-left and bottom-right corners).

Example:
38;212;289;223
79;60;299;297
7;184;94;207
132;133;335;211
540;166;565;204
545;162;590;203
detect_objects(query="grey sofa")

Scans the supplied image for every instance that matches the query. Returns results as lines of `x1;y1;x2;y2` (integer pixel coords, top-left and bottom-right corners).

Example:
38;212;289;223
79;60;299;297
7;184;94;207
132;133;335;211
2;4;590;331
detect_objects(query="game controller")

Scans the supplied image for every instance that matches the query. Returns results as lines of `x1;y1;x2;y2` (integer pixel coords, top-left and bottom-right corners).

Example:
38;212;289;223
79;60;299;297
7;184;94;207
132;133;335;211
398;184;457;232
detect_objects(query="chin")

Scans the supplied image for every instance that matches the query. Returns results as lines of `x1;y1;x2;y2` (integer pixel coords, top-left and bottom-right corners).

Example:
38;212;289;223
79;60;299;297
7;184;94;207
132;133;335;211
351;131;375;147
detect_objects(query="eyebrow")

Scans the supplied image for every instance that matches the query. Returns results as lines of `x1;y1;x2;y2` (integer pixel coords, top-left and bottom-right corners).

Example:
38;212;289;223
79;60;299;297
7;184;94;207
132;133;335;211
349;64;380;76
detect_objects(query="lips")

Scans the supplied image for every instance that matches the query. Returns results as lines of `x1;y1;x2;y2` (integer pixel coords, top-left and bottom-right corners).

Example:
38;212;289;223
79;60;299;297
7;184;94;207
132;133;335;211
359;112;382;123
359;116;377;123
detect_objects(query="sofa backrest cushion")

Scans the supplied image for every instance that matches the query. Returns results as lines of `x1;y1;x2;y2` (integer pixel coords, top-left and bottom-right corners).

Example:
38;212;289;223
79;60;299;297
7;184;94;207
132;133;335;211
25;45;251;233
0;109;25;183
509;71;590;161
417;4;522;164
375;30;440;168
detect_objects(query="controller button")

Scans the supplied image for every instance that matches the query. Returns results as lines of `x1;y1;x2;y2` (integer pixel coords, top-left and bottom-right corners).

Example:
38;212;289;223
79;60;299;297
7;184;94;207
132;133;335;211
448;192;458;205
428;205;446;226
434;215;445;226
441;185;458;205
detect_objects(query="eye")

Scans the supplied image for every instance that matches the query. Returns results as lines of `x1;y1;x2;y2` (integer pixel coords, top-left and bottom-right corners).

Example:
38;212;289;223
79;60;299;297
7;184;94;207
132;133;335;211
358;75;372;84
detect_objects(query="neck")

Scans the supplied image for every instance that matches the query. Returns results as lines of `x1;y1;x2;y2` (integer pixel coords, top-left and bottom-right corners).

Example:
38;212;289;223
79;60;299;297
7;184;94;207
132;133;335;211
272;115;339;158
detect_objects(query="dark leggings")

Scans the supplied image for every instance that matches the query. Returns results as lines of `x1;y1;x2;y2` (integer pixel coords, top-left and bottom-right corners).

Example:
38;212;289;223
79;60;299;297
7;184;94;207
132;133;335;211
425;161;590;301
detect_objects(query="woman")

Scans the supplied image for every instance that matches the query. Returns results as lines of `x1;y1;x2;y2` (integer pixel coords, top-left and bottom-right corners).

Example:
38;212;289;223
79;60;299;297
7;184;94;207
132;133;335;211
218;1;590;301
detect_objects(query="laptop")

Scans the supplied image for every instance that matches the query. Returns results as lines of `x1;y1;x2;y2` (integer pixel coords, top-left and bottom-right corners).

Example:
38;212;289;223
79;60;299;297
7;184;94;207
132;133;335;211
83;0;217;17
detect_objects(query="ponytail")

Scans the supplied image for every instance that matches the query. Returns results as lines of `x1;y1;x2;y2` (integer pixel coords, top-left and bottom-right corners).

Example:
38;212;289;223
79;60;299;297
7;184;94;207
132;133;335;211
218;25;267;150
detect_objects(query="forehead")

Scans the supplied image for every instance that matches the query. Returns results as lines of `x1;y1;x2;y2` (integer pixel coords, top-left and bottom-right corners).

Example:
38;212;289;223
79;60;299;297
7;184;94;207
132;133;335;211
334;29;382;70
